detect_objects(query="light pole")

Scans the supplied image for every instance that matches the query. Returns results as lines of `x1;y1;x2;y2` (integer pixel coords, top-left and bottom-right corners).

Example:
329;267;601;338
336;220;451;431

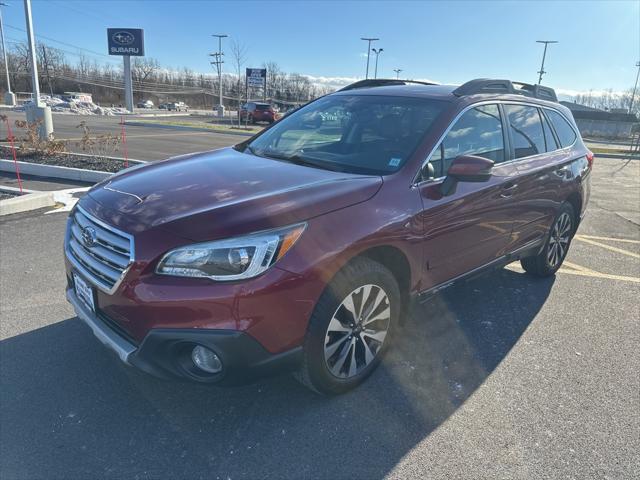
371;48;383;79
393;68;402;80
23;0;52;139
628;61;640;115
360;37;379;79
0;2;15;105
211;34;227;117
536;40;558;84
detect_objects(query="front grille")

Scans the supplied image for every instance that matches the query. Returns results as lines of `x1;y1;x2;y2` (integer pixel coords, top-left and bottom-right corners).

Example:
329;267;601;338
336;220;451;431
65;206;134;294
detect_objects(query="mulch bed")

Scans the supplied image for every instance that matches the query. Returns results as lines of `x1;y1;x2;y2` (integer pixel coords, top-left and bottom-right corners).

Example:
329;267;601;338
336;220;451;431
0;192;19;201
0;146;131;173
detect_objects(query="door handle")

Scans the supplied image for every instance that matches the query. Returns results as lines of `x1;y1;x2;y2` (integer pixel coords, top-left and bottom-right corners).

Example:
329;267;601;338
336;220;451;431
500;183;518;198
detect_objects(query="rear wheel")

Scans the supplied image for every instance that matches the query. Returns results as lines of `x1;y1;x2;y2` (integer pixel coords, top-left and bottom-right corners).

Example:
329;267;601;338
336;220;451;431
294;258;399;395
521;202;575;277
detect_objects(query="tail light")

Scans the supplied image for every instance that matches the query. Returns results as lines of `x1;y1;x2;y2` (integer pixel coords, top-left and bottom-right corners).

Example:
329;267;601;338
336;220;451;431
586;151;594;169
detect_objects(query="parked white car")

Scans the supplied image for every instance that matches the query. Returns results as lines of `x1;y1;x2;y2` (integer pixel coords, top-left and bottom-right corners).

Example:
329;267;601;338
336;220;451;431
137;100;154;109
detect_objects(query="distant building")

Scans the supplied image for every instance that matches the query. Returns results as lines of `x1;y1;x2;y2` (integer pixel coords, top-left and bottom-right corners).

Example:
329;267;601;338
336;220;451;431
560;101;638;139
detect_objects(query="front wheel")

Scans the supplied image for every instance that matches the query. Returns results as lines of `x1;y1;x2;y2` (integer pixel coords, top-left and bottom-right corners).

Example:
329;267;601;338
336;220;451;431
294;258;400;395
521;202;575;277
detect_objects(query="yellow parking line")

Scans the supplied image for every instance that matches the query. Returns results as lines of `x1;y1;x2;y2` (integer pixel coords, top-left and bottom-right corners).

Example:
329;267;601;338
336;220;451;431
562;260;598;273
556;268;640;284
506;261;639;283
574;236;640;259
577;234;640;245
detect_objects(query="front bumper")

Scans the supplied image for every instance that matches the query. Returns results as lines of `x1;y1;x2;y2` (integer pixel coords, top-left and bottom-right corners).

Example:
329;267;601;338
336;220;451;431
67;288;302;384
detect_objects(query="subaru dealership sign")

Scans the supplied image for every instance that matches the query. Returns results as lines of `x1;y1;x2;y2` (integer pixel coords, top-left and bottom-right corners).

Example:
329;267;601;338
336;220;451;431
107;28;145;56
246;68;266;88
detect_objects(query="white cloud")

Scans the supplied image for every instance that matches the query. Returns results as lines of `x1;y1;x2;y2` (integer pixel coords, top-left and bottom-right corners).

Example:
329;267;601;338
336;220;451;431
301;74;441;90
556;88;626;97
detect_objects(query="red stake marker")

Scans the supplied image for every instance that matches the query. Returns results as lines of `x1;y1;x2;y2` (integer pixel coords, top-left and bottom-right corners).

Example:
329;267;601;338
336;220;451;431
120;116;129;168
4;119;23;194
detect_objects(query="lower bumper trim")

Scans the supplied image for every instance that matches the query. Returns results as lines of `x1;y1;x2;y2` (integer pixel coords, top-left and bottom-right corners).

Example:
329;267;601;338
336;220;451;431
66;289;136;364
66;288;303;384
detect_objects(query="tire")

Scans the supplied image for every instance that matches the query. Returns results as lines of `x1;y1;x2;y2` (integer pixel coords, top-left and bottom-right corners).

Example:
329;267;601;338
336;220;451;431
249;115;255;125
521;202;576;277
294;257;400;395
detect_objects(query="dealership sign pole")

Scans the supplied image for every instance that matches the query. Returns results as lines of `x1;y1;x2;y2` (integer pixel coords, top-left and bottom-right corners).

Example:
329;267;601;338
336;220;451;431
23;0;53;140
107;28;144;113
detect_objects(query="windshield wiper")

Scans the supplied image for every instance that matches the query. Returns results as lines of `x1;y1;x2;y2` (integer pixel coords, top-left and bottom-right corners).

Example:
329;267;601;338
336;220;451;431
267;151;344;172
245;146;343;172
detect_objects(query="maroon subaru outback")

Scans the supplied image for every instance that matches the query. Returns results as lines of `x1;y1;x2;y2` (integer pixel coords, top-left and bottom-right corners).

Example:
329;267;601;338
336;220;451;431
65;78;592;394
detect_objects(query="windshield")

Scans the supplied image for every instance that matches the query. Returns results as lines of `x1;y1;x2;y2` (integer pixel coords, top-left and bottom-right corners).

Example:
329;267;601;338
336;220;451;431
246;94;447;175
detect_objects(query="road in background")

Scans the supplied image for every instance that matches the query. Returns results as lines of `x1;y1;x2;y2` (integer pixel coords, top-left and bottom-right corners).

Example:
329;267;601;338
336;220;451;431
1;157;638;479
0;111;245;162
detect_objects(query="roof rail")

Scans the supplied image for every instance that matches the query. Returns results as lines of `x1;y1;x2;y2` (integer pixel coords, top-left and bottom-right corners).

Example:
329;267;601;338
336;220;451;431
338;78;437;91
452;78;558;102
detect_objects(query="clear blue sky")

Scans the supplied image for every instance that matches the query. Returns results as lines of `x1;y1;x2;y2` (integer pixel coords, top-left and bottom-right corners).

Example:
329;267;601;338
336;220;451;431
3;0;639;94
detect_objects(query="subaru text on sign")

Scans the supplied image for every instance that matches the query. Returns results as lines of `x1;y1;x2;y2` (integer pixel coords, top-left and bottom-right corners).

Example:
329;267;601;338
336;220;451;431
107;28;145;56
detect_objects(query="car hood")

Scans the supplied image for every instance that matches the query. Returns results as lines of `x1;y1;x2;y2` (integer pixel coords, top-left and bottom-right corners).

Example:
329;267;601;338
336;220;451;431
85;147;382;241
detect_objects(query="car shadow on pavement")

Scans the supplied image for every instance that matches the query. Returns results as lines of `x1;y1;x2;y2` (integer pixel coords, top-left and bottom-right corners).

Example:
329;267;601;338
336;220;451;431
1;268;554;479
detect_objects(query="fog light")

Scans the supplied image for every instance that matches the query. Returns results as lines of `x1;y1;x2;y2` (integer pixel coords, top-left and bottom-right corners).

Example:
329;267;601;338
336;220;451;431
191;345;223;374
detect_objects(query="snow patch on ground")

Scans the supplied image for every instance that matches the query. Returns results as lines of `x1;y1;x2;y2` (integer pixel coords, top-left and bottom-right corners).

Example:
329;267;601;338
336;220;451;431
16;96;130;116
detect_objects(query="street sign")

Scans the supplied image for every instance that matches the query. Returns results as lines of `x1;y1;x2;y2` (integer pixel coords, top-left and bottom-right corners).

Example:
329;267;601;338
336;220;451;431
246;68;266;88
107;28;145;56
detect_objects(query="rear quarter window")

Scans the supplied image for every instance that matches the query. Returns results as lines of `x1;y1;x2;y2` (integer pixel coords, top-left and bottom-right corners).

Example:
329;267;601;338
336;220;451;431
505;104;546;159
546;109;577;148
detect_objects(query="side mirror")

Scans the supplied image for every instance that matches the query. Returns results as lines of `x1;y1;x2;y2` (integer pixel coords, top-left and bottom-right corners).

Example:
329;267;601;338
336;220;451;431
441;155;494;196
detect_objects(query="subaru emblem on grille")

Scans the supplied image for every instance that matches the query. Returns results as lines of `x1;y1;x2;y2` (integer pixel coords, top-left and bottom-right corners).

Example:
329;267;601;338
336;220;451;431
82;226;97;247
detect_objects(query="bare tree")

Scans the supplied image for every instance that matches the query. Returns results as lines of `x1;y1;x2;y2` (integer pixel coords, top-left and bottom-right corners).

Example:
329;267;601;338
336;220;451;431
37;44;64;96
132;57;160;83
0;39;340;110
263;61;282;100
230;39;248;126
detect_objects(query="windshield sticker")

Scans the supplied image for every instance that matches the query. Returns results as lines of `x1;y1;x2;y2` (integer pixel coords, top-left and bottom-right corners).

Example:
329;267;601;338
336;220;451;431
388;157;402;167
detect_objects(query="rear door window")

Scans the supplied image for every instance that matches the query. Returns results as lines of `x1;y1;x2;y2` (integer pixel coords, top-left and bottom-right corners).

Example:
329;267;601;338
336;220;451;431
427;104;505;178
505;104;546;159
546;109;577;148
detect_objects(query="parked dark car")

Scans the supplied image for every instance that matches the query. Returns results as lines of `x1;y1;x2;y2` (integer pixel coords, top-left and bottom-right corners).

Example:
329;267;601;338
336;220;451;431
167;101;188;112
65;78;592;394
240;102;276;123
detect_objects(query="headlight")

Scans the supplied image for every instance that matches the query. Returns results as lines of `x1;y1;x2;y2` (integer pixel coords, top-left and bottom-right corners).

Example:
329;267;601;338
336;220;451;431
156;223;306;281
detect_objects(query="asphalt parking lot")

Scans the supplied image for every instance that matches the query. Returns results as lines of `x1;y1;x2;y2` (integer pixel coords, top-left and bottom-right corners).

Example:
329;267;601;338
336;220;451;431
0;157;638;479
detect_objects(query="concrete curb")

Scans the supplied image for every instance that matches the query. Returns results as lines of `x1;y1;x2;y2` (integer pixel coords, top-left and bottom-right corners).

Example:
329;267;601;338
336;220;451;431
0;191;55;216
0;159;113;183
125;121;256;137
0;185;37;195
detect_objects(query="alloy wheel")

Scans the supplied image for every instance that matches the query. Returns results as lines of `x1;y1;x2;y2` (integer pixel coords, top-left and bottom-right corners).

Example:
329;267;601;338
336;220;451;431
323;284;391;378
547;212;572;268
